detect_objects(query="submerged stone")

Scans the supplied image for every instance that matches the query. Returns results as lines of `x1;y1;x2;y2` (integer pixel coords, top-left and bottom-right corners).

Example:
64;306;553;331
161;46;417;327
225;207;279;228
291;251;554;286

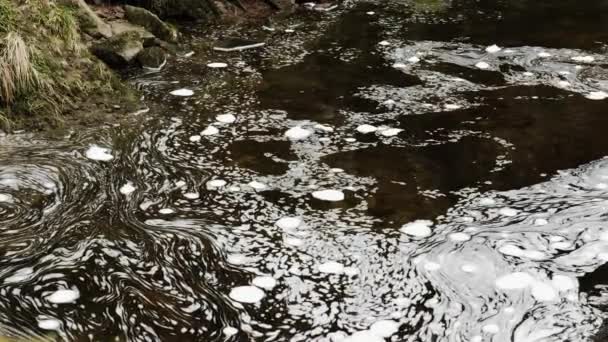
125;5;178;42
137;46;167;71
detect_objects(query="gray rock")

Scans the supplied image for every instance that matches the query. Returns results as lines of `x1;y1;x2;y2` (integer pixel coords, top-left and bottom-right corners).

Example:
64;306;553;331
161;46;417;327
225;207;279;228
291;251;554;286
125;5;178;43
137;46;167;70
110;21;156;46
91;32;144;67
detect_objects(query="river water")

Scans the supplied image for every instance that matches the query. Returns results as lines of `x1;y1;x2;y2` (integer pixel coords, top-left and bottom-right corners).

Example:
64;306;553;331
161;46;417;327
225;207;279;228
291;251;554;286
2;0;608;341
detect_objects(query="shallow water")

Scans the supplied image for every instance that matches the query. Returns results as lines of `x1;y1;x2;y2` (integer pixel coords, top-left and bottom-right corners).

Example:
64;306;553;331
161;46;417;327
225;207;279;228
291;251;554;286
3;0;608;341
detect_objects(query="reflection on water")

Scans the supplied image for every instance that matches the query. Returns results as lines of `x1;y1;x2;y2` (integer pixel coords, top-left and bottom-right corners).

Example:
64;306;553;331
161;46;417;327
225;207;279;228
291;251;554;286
1;0;608;341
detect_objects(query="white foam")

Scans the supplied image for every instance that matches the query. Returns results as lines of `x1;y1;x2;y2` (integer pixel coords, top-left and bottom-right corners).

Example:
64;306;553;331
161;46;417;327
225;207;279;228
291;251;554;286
444;104;462;110
344;137;357;142
285;126;313;140
37;318;61;330
366;11;375;15
207;179;227;188
276;217;302;230
183;192;199;199
189;135;201;142
534;218;548;226
482;324;500;334
393;62;407;68
400;220;433;237
356;124;378;134
248;181;266;190
572;55;595;63
378;41;390;46
585;91;608;100
312;189;345;201
285;237;304;247
85;145;113;161
175;180;187;188
379;128;403;137
495;272;534;290
207;62;228;68
119;182;136;195
424;262;441;271
223;326;238;336
216;114;236;123
407;56;420;63
369;320;399;338
485;44;501;53
531;281;558;302
343;267;359;276
319;261;344;274
315;124;334;132
46;289;79;304
475;61;490;69
551;274;577;292
343;330;384;342
201;125;219;136
159;208;174;214
479;197;496;206
537;52;552;58
558;80;571;87
498;207;518;217
448;232;471;242
0;194;12;202
170;88;194;96
461;264;477;273
252;276;277;290
229;286;265;303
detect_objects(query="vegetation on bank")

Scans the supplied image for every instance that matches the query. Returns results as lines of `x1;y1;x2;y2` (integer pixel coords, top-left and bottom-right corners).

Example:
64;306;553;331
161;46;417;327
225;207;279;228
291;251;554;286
0;0;134;130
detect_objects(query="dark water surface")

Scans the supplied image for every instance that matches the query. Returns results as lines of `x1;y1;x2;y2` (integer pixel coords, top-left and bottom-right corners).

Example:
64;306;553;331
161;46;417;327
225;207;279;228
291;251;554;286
2;0;608;341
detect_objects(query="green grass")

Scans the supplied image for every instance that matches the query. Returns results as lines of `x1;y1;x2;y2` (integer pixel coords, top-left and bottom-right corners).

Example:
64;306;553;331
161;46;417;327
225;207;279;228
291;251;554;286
0;0;16;33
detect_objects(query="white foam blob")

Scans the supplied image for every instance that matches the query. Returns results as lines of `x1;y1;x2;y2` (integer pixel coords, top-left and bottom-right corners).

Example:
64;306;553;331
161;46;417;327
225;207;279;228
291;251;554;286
531;281;558;302
393;62;407;68
449;232;471;242
201;125;219;136
572;55;595;63
378;40;390;46
444;104;462;110
369;320;399;338
482;324;500;334
479;197;496;206
46;289;79;304
229;286;265;303
407;56;420;63
314;124;334;132
284;29;295;33
366;11;375;15
558;80;570;87
485;44;501;53
207;62;228;68
189;135;201;142
37;318;61;330
356;124;378;134
183;192;199;199
312;189;345;202
285;126;313;140
475;61;490;69
248;181;267;190
285;237;304;247
223;326;238;336
276;217;302;230
495;272;534;290
119;182;136;195
344;137;357;142
330;168;344;173
170;88;194;96
207;179;227;188
461;264;477;273
216;114;236;123
498;207;518;217
343;267;359;276
585;91;608;100
159;208;174;214
318;261;344;274
534;218;548;226
537;52;552;58
85;145;113;161
175;180;187;188
379;128;403;137
424;262;441;271
252;276;277;290
552;274;577;292
0;194;12;202
400;220;433;237
343;330;384;342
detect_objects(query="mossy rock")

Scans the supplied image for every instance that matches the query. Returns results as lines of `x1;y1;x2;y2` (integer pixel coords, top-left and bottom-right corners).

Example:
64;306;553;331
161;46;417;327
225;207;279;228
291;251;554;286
91;31;144;67
125;5;177;42
137;46;166;70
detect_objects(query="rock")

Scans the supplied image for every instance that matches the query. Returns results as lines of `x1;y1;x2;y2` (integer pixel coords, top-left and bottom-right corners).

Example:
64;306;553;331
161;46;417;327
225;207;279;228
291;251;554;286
110;21;156;46
65;0;113;38
137;47;167;70
125;5;178;43
91;32;144;67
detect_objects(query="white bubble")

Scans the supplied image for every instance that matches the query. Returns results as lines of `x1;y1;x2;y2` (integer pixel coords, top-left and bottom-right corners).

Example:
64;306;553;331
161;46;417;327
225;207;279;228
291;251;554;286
0;194;12;202
537;52;552;58
319;261;344;274
369;320;399;338
461;264;477;273
400;220;433;237
159;208;174;214
183;192;199;199
485;44;501;53
448;232;471;242
531;281;558;302
252;276;277;290
444;104;462;110
378;40;390;46
201;125;219;136
343;330;384;342
495;272;534;290
284;237;304;247
46;289;79;304
170;88;194;96
343;267;359;276
229;286;265;303
189;135;201;142
356;124;378;134
571;55;595;63
393;63;407;68
498;207;518;217
207;62;228;68
248;181;266;190
216;114;236;123
207;179;227;188
424;262;441;271
119;182;136;195
479;197;496;206
379;128;403;137
223;326;238;336
585;91;608;100
285;126;313;140
475;61;490;69
312;189;345;202
37;318;61;330
534;218;548;226
366;11;375;15
407;56;420;63
85;145;113;161
482;324;500;334
551;274;577;292
276;217;302;230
